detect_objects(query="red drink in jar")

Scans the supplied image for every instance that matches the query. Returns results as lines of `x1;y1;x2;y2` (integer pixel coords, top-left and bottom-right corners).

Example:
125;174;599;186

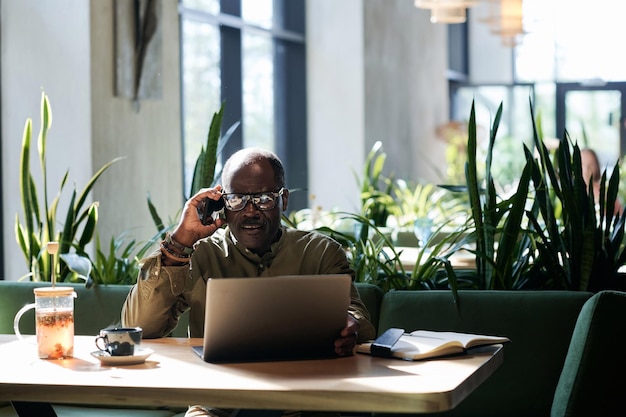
36;307;74;359
14;286;77;359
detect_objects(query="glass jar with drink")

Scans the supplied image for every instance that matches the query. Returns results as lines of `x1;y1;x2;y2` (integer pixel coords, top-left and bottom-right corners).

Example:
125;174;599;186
14;286;77;359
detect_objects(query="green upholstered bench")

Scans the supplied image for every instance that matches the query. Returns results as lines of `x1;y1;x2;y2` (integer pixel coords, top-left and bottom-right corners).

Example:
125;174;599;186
2;281;623;416
353;283;384;331
551;290;626;417
372;290;595;417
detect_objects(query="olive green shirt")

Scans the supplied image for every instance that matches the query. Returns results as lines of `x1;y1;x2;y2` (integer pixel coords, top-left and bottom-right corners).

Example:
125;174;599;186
122;226;376;341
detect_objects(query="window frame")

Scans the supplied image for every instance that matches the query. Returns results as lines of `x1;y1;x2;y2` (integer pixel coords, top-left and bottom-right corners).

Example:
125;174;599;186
178;0;308;210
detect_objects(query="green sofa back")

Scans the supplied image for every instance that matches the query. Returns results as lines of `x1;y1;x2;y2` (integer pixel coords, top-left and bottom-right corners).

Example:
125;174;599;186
376;290;594;417
0;281;374;339
1;281;602;417
0;281;190;338
551;290;626;417
354;283;384;331
1;281;130;336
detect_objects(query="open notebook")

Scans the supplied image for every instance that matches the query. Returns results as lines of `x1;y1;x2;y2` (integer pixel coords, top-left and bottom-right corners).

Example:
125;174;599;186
192;274;351;362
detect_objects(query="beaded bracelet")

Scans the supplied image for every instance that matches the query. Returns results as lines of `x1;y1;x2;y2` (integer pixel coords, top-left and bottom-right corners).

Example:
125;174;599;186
162;240;191;258
160;242;191;265
164;232;195;256
161;241;191;259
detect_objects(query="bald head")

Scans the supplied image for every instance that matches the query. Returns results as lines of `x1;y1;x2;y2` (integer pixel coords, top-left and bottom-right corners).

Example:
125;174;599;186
221;148;285;191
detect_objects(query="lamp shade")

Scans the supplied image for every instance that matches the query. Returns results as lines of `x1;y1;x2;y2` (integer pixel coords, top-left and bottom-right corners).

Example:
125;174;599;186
415;0;478;24
430;6;467;24
480;0;526;46
414;0;477;7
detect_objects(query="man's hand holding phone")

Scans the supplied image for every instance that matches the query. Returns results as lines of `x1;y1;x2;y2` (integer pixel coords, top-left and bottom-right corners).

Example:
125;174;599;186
197;196;225;225
169;187;226;252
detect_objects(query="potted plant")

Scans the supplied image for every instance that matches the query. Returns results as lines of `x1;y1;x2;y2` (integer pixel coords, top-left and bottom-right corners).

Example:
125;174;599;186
443;101;535;290
450;99;626;291
523;103;626;291
15;92;122;285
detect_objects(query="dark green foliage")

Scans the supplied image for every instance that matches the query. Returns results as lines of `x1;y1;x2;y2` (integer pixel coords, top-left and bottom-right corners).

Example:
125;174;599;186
523;100;626;291
447;101;535;290
149;102;239;240
189;103;240;196
460;99;626;292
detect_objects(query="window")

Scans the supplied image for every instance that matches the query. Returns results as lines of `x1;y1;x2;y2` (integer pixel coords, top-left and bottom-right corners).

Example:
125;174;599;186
178;0;308;210
516;0;626;83
449;0;626;186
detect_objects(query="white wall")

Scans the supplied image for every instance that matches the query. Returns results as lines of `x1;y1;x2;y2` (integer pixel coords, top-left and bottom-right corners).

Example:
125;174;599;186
307;0;448;214
1;0;92;280
363;0;448;184
1;0;182;281
469;2;514;84
307;0;366;213
2;0;450;279
89;0;182;254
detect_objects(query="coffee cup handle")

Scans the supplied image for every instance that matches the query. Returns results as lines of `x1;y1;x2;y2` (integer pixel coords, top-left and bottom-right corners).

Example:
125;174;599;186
13;303;36;342
95;335;108;352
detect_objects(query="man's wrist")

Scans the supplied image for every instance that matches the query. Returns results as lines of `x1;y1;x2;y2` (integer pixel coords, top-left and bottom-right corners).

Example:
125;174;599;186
165;232;195;255
160;238;192;266
160;255;188;267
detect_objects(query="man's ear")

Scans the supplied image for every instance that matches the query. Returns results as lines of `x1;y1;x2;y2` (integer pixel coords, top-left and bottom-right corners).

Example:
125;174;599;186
282;188;290;211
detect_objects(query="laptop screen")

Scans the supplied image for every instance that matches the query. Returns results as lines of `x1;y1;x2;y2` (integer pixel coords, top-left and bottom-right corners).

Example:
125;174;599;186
195;274;352;362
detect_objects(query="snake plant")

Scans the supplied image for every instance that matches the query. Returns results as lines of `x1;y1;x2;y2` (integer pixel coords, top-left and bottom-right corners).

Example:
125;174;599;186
15;92;122;283
524;101;626;291
456;98;626;291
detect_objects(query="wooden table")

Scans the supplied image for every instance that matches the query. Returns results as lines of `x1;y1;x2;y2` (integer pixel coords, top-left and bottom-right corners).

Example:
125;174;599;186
0;334;502;414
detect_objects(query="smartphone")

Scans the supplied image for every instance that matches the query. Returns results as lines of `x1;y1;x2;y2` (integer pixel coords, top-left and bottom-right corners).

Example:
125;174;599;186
197;197;225;225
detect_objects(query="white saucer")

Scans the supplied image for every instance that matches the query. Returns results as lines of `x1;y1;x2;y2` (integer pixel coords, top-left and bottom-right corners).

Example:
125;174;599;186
91;347;154;365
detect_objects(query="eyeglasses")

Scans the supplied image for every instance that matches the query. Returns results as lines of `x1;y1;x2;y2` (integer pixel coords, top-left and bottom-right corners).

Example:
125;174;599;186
222;188;284;212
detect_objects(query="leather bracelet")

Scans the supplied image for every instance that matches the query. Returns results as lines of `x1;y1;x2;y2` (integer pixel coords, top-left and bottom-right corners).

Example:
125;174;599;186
162;240;191;258
161;242;191;259
160;242;191;264
165;232;194;255
160;254;188;267
161;241;191;259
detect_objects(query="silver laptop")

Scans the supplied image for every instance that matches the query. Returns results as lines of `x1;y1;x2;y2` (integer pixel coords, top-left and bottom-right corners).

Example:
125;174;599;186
193;274;352;362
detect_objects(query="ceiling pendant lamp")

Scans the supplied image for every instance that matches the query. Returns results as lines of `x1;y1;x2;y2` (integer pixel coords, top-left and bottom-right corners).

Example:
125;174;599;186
482;0;526;46
430;6;467;24
414;0;478;24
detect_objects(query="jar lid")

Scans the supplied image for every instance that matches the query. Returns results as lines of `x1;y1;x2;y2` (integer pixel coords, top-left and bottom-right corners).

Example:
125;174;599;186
33;286;77;297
